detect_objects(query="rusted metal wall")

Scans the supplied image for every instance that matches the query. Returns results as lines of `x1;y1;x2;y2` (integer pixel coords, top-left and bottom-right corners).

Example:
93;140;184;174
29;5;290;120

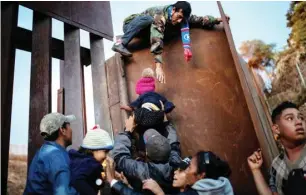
20;1;113;40
217;2;278;166
28;12;52;165
1;3;18;194
107;28;260;194
2;2;113;193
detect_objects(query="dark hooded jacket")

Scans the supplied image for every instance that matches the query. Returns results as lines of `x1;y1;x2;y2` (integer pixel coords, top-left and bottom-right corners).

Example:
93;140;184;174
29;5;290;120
110;122;181;194
68;149;103;195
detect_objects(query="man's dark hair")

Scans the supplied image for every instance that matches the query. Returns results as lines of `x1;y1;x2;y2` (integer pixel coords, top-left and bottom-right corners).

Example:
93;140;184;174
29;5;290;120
44;122;69;141
271;101;298;123
196;151;231;180
172;1;192;18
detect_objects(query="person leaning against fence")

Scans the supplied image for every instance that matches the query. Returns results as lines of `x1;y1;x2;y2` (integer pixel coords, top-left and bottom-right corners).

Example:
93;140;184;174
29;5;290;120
247;101;306;195
24;113;78;195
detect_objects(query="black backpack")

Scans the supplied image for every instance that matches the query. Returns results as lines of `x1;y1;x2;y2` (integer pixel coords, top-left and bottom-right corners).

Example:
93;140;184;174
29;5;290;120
282;168;306;195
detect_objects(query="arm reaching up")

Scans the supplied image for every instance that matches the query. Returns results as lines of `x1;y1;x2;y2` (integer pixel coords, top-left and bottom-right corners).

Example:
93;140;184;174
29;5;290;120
247;149;278;195
188;14;230;28
120;105;133;112
142;179;165;195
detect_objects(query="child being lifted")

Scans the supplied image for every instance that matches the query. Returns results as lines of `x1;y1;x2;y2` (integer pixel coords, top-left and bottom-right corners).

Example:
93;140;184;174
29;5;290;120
121;67;175;114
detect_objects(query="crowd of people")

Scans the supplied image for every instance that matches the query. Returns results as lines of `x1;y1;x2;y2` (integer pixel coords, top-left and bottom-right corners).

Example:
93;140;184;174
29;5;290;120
23;99;306;195
23;1;306;195
22;98;306;195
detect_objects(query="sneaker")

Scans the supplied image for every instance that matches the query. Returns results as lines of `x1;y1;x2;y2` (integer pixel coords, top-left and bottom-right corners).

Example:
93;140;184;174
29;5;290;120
112;43;133;57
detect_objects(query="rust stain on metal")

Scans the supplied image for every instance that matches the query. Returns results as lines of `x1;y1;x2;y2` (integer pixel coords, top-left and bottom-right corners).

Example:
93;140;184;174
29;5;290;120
63;23;86;149
119;28;260;194
1;3;19;194
28;12;52;165
90;33;112;134
217;1;278;166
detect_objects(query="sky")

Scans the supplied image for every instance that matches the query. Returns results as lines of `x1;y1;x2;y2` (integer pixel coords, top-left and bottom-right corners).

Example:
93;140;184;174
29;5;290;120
9;1;291;149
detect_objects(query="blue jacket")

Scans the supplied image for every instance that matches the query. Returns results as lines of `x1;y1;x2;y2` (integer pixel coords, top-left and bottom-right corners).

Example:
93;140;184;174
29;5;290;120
24;141;78;195
68;149;103;195
130;92;175;113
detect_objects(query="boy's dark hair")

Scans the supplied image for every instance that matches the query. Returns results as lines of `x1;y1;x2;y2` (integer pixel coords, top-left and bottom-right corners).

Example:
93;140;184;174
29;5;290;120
271;101;298;123
172;1;192;18
196;151;231;180
44;122;69;141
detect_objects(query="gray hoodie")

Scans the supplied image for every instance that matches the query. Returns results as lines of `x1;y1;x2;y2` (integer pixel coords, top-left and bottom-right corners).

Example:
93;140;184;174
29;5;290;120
191;177;234;195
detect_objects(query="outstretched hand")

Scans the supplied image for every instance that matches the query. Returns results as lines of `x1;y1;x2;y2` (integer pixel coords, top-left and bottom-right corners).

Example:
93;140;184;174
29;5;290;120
217;15;230;23
120;105;133;112
105;156;116;184
125;114;136;133
143;179;165;195
155;63;166;84
115;171;131;187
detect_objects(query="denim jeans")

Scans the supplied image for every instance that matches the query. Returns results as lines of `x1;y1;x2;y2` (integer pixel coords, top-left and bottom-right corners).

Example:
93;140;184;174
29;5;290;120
121;15;153;46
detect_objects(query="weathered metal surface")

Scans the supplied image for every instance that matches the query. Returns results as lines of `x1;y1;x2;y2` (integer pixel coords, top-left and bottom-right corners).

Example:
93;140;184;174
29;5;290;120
90;33;112;135
105;56;125;132
109;103;123;134
60;60;65;88
28;11;52;165
63;24;86;148
115;53;129;124
119;28;260;194
106;57;120;107
57;88;65;114
217;2;278;166
58;61;65;114
1;2;18;194
14;27;91;65
20;1;113;40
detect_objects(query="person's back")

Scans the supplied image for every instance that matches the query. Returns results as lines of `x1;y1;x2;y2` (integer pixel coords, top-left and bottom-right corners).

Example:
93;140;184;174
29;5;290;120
112;129;178;193
24;113;78;195
110;114;181;194
120;158;176;193
24;141;72;194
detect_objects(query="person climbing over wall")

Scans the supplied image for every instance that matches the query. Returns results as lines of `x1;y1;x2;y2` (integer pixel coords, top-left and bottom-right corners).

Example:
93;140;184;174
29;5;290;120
247;101;306;195
112;1;229;84
109;111;182;194
24;113;78;195
68;125;114;195
121;67;175;113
